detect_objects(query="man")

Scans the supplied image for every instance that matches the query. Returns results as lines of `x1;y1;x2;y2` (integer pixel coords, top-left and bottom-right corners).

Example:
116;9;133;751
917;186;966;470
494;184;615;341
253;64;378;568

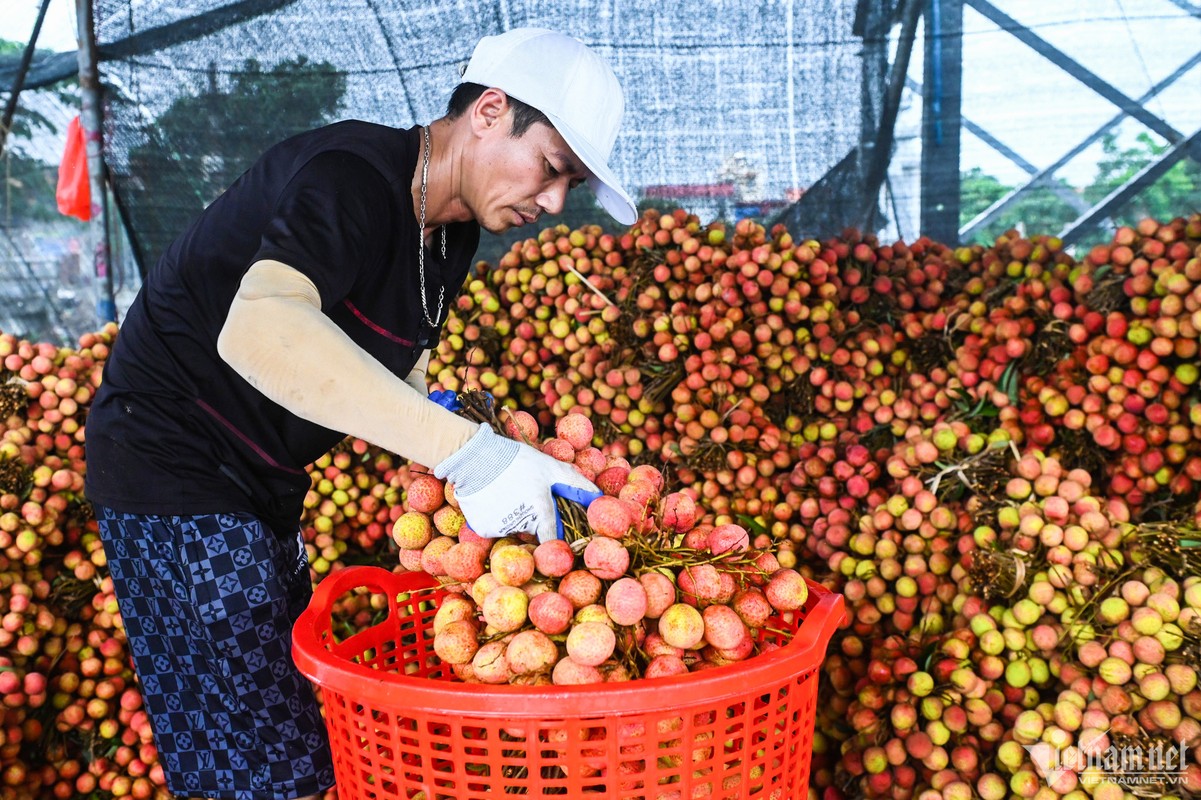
84;27;636;800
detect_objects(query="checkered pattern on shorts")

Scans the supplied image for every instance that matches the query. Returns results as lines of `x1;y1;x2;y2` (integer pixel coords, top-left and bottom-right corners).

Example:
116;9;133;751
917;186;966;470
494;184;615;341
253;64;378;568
96;507;335;800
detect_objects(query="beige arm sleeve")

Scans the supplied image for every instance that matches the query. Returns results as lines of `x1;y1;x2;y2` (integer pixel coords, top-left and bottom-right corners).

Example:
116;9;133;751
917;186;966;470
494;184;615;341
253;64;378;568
404;348;432;395
216;259;479;468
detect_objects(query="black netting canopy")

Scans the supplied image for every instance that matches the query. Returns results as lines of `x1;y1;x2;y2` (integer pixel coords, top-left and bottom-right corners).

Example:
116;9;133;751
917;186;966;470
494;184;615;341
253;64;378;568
93;0;875;272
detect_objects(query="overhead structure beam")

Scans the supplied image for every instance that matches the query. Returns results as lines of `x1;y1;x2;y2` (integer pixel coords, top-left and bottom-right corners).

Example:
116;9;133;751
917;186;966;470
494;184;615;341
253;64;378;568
1162;0;1201;17
859;0;925;230
961;47;1201;240
907;76;1089;216
1059;127;1201;246
0;0;300;91
0;0;52;158
907;75;1034;174
965;0;1182;144
920;0;964;244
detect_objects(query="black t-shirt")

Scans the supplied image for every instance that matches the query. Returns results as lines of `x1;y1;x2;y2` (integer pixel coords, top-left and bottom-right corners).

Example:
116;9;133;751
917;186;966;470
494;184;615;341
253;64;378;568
85;121;479;536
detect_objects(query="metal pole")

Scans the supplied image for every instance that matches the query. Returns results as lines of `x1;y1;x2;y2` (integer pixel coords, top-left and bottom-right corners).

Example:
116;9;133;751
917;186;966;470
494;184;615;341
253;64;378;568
859;0;924;231
0;0;52;158
920;0;963;243
75;0;118;324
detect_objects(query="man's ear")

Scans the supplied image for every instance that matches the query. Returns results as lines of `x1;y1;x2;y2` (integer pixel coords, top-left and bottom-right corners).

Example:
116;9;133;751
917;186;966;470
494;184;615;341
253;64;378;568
471;87;510;135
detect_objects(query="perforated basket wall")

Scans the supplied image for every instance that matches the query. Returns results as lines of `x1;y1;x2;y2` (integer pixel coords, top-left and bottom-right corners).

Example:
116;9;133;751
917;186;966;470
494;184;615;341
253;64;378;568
293;566;844;800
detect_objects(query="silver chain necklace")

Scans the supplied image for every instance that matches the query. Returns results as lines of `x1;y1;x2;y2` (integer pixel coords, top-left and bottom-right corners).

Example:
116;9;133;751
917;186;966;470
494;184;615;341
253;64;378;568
417;124;447;328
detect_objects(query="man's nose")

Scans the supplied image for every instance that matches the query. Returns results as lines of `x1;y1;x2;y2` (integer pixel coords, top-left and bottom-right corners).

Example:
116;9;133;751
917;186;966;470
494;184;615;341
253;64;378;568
537;184;569;216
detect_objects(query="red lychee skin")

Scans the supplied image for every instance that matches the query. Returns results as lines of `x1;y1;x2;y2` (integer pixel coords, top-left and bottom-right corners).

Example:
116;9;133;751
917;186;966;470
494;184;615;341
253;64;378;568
732;588;773;629
441;540;489;583
604;454;632;471
406;473;446;514
528;591;574;635
458;525;484;544
618;479;659;516
556;412;595;451
605;663;633;683
660;492;698;533
566;621;617;667
533;539;575;578
627;464;665;493
471;641;513;684
432;594;476;635
586;496;637;538
489;543;536;587
639;571;677;618
433;504;466;537
398;547;424;572
420;536;457;576
702;604;750;650
505;630;558;676
712;635;755;664
707;523;750;555
583;536;630;580
574;446;607;476
644;654;689;679
658;603;705;650
391;511;432;550
552;657;604;685
765;569;810;611
676;563;725;607
433;619;479;665
605;577;649;626
643;632;684;659
541;438;576;462
595;465;631;497
682;525;712;550
501;409;540;443
558;570;603;609
749;551;781;585
617;619;647;654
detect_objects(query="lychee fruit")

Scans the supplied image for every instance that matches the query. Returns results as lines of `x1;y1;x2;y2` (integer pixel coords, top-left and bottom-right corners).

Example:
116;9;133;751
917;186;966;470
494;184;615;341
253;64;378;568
566;621;616;666
765;569;810;611
586;496;638;539
406;473;445;514
533;539;575;578
528;591;574;635
392;511;432;550
584;536;630;580
556;412;595;451
605;577;649;627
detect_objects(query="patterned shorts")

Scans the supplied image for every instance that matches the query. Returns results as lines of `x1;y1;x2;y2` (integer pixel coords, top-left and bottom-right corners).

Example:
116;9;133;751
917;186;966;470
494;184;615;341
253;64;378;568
95;507;336;800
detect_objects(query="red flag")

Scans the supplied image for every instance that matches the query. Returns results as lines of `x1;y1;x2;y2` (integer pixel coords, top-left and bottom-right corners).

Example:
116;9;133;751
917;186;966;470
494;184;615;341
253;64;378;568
56;115;92;221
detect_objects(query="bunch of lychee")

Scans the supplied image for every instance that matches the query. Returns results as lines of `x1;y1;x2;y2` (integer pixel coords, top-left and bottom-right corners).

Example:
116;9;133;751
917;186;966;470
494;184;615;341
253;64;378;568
390;408;815;686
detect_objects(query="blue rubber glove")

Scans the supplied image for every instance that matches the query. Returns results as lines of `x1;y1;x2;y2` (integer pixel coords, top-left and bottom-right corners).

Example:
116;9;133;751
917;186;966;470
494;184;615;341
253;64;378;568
435;426;601;543
428;389;461;412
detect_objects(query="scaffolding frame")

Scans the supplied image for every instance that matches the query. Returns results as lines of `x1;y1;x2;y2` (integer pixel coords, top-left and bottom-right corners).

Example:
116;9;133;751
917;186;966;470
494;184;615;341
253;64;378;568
938;0;1201;245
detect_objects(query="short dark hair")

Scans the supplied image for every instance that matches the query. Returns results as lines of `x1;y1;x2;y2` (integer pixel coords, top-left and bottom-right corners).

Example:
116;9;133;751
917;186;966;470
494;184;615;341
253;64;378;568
446;82;551;138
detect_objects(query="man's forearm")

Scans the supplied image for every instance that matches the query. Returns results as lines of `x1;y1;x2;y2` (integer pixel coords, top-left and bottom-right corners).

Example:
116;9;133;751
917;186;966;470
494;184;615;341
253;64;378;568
217;260;478;467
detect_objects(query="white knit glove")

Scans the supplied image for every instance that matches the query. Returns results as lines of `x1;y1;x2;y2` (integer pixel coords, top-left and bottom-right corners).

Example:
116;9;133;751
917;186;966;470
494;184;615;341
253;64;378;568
434;426;601;542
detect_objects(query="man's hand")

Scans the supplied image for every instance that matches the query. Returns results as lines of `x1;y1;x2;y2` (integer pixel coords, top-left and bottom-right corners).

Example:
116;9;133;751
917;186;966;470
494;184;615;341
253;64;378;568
435;426;601;543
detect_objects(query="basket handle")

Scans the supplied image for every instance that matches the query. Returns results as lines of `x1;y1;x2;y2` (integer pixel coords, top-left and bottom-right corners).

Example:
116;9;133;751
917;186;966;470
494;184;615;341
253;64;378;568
791;587;845;659
303;565;411;643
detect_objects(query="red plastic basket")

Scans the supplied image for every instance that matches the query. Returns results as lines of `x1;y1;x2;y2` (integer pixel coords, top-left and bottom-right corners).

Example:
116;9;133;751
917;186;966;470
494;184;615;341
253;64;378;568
293;566;844;800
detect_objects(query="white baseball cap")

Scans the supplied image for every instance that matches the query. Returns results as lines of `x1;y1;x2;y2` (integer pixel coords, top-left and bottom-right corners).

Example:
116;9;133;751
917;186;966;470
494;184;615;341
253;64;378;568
462;27;637;226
